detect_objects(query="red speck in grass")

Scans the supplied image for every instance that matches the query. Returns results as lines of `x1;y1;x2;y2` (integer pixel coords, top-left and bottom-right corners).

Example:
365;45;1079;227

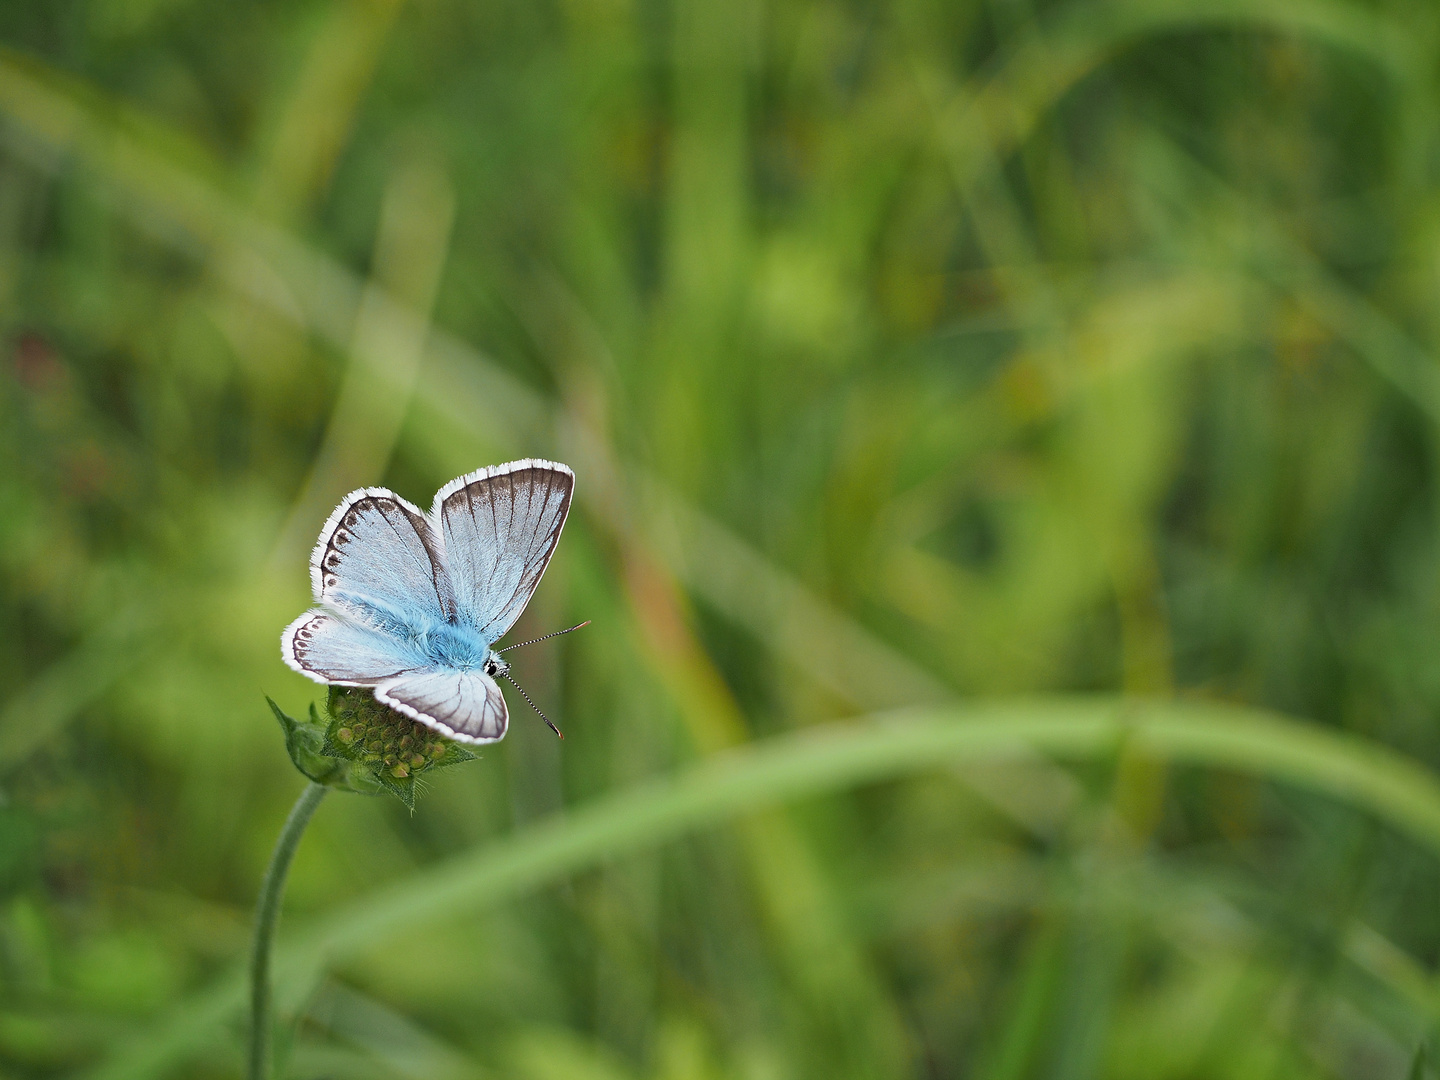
14;332;67;393
64;442;110;498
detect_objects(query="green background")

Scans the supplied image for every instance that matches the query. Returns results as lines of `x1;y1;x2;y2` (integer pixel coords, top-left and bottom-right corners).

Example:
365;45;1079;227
4;0;1440;1076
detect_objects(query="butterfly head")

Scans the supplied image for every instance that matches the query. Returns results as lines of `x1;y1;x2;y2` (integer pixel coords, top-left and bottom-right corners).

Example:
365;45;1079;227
482;653;510;679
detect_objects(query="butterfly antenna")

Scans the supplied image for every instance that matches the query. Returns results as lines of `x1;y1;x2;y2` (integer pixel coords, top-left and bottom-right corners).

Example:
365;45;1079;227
497;620;591;654
501;672;564;739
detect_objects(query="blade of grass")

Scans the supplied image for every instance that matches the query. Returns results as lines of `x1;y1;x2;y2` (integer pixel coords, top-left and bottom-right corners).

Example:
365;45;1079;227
981;913;1067;1080
270;154;456;568
1161;133;1440;430
0;606;151;773
0;46;948;713
932;0;1416;201
1409;1043;1429;1080
619;540;910;1075
85;695;1440;1080
250;0;406;220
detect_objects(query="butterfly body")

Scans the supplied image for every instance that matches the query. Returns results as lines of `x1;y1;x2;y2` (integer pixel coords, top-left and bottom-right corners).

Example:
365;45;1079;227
282;459;574;744
422;623;497;672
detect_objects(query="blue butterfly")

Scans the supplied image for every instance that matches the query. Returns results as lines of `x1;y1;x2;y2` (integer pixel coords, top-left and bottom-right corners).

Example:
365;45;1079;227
282;459;575;743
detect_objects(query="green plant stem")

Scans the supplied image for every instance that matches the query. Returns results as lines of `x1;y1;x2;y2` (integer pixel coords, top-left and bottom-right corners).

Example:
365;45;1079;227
248;782;327;1080
91;696;1440;1080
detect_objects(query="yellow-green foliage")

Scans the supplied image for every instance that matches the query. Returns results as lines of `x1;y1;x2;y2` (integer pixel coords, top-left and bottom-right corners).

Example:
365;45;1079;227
2;0;1440;1077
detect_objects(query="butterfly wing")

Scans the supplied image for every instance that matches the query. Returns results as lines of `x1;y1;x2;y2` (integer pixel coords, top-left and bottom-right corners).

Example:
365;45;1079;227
431;459;574;644
377;668;509;743
283;612;505;742
281;610;424;685
312;487;455;633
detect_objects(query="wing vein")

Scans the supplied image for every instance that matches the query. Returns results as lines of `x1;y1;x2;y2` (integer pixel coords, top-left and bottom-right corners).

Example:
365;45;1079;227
379;503;439;597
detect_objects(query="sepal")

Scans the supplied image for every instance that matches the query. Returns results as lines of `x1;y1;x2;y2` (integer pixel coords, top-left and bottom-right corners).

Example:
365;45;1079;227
268;696;380;794
267;689;478;807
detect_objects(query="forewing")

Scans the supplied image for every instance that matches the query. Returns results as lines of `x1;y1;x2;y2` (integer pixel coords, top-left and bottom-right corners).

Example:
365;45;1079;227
432;459;573;643
313;487;455;631
281;611;423;685
376;669;509;744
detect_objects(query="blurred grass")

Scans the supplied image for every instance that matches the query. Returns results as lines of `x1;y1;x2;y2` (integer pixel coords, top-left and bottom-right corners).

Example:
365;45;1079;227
85;698;1440;1080
5;0;1440;1077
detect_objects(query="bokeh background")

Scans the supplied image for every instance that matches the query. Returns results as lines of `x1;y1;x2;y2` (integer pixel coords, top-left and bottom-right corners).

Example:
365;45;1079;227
6;0;1440;1076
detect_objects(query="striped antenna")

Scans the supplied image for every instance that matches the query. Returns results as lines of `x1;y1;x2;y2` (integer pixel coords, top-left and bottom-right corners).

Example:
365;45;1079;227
501;672;564;739
497;620;591;653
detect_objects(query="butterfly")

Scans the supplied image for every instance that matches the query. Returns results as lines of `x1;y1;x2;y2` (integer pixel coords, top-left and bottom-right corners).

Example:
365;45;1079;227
281;459;576;744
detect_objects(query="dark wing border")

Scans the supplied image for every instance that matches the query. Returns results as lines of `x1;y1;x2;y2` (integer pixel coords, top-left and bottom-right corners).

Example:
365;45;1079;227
310;485;454;619
428;459;574;640
376;670;510;744
280;610;423;686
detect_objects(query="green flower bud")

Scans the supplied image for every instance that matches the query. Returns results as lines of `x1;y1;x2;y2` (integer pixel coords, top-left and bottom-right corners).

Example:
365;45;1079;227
272;686;485;810
268;688;481;810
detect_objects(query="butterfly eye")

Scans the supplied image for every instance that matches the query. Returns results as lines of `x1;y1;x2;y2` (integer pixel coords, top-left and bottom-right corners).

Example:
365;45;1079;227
483;658;498;676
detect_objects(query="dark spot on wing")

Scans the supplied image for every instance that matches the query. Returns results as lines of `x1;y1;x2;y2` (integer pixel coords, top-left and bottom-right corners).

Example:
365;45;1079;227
318;494;450;616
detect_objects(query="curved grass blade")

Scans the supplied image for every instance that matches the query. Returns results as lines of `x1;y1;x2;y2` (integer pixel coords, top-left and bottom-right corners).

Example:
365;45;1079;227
931;0;1418;200
86;696;1440;1080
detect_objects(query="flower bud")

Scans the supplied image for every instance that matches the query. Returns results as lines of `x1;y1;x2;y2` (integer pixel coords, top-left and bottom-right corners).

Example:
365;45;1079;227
318;686;479;809
268;689;478;810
